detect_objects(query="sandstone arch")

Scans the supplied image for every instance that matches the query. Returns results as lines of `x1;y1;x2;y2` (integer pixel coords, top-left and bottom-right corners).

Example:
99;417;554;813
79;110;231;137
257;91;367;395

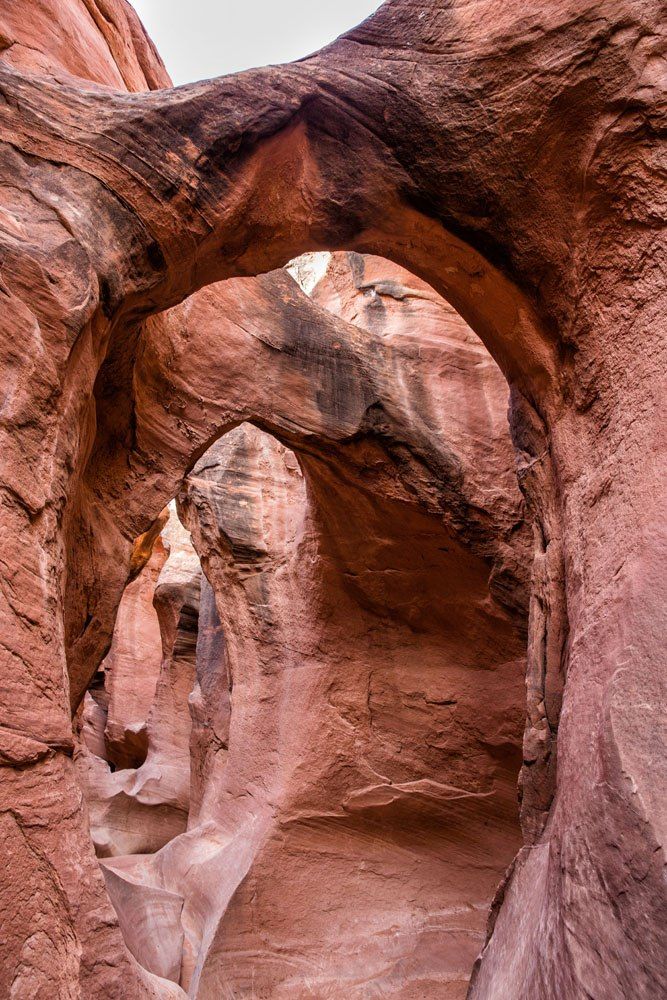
0;1;664;998
76;249;530;994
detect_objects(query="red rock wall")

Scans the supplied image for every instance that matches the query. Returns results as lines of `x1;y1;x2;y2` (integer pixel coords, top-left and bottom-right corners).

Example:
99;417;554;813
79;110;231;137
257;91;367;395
0;0;169;89
0;4;186;996
0;0;664;998
179;427;525;998
103;535;167;769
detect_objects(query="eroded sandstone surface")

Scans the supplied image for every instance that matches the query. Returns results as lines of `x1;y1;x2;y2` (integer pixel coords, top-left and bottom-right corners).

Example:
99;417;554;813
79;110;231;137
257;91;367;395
0;0;665;998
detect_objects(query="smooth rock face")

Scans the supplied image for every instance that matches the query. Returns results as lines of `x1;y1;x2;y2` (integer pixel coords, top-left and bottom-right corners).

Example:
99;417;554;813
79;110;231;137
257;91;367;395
188;576;231;829
0;0;665;998
102;858;186;984
103;535;167;769
77;505;201;858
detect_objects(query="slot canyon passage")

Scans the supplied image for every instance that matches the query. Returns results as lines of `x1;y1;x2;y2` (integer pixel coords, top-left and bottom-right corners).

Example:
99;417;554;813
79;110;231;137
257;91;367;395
0;0;665;997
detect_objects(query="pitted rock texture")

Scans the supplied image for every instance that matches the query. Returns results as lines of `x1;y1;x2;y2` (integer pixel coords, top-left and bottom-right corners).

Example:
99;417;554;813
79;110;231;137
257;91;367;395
0;0;665;997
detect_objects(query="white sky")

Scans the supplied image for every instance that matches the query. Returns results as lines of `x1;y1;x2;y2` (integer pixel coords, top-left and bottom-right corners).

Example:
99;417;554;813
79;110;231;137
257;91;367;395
130;0;383;85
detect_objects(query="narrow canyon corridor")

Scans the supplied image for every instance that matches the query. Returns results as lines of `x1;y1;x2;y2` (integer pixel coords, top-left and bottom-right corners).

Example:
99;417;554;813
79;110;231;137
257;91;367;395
0;1;664;999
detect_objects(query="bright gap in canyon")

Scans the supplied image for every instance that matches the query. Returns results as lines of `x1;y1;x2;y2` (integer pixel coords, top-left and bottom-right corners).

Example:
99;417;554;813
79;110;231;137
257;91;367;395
130;0;384;83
